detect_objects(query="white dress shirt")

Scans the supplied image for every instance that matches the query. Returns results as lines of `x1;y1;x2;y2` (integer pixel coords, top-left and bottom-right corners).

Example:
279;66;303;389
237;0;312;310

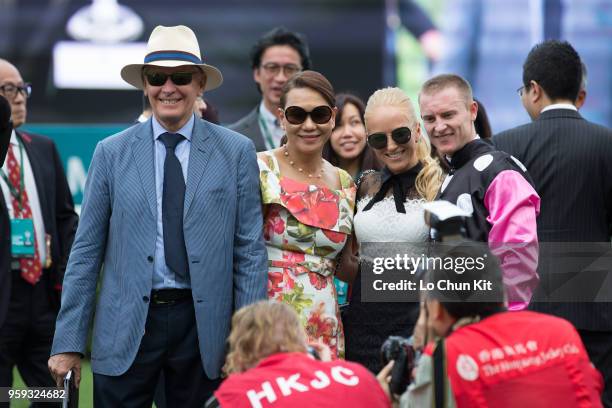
0;130;47;265
258;101;285;150
541;103;578;113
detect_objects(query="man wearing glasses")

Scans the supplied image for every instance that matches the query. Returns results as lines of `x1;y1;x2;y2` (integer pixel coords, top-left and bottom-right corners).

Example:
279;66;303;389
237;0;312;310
0;59;77;400
229;27;311;151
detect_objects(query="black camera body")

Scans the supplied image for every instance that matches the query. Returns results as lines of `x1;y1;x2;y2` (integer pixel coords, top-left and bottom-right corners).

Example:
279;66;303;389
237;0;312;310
307;346;321;360
380;336;418;395
423;200;470;242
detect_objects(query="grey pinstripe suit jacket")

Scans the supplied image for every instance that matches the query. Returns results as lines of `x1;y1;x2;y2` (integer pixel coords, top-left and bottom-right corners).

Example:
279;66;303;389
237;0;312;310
228;106;267;152
51;118;268;378
494;109;612;331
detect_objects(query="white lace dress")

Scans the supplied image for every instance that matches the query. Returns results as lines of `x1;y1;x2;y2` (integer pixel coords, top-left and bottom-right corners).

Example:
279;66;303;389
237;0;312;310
354;195;428;245
344;183;429;372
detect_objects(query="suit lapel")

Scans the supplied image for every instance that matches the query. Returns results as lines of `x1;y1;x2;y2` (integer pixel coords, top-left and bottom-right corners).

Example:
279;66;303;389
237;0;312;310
247;107;266;151
131;122;157;218
184;119;212;216
0;183;7;219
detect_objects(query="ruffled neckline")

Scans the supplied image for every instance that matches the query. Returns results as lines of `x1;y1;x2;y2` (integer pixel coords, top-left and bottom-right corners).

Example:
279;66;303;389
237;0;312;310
258;151;356;233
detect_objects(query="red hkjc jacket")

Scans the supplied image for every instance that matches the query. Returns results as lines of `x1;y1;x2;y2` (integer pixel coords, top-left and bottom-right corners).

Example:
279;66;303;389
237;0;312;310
214;352;390;408
426;311;603;407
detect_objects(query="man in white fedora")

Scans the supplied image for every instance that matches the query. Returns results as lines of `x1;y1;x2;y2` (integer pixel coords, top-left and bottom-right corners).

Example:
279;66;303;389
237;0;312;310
48;25;267;407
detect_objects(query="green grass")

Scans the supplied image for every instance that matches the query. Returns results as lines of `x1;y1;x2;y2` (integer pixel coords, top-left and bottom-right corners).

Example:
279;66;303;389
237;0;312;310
12;361;158;407
12;359;93;408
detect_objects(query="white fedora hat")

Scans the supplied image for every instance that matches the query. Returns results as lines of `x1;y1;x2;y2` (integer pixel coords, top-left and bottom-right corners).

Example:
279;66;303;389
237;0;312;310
121;25;223;91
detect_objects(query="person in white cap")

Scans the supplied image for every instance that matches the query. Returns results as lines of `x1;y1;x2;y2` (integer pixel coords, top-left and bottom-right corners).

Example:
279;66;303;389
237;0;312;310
48;25;268;407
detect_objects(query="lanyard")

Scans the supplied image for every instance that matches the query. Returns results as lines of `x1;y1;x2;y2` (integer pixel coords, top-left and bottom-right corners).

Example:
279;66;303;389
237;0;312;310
0;141;25;212
258;115;278;150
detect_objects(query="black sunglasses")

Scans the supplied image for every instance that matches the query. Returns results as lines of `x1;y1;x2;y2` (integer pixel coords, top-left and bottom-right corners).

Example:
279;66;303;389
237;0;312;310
367;127;412;149
284;106;333;125
145;71;195;87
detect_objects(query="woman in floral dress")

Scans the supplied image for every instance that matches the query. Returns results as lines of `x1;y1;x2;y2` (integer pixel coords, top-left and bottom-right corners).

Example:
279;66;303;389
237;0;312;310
257;71;356;357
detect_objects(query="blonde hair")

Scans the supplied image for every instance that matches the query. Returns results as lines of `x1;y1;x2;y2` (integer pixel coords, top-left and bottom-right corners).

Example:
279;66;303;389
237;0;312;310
223;301;307;375
364;87;443;201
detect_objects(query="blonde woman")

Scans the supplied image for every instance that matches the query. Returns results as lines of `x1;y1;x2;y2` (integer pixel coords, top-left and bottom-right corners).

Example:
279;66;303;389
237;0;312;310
337;87;443;373
212;301;391;407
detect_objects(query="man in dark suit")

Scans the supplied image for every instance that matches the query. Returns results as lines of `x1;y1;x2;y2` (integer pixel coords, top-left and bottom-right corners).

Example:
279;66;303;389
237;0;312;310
229;27;311;151
0;95;10;166
494;40;612;406
0;59;77;403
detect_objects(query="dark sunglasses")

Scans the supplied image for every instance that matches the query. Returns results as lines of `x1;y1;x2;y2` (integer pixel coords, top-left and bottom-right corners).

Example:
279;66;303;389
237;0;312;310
367;127;412;149
284;105;333;125
145;71;195;87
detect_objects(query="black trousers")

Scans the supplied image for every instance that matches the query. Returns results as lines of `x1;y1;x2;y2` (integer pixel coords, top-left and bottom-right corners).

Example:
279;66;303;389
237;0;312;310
579;329;612;408
93;298;220;408
0;270;59;408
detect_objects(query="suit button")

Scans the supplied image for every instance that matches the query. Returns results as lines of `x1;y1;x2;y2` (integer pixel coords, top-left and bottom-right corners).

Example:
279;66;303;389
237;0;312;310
147;256;154;263
143;296;149;303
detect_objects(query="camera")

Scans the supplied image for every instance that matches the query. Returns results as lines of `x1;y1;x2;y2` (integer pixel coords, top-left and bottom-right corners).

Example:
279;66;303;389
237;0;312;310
380;336;418;395
307;346;321;360
377;201;471;396
422;200;470;242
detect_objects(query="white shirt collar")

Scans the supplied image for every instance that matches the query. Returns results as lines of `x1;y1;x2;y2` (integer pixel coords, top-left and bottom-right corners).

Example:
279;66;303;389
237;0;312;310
541;103;578;113
152;113;195;141
259;100;279;126
9;129;19;146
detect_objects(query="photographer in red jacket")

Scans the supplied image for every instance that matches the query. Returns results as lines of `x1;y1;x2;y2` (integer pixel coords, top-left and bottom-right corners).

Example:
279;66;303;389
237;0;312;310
379;244;603;407
209;301;390;408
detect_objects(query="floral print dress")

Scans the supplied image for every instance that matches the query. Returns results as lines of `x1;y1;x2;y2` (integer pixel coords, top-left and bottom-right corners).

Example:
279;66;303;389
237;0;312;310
258;151;356;357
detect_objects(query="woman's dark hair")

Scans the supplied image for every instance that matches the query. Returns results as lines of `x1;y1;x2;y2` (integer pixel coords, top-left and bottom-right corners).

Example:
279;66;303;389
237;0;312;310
322;93;380;175
279;70;335;108
199;97;220;124
474;98;492;139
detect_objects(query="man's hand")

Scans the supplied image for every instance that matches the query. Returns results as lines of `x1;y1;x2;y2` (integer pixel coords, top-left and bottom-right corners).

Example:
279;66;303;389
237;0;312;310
412;305;427;351
307;340;333;362
376;360;394;401
48;353;81;388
